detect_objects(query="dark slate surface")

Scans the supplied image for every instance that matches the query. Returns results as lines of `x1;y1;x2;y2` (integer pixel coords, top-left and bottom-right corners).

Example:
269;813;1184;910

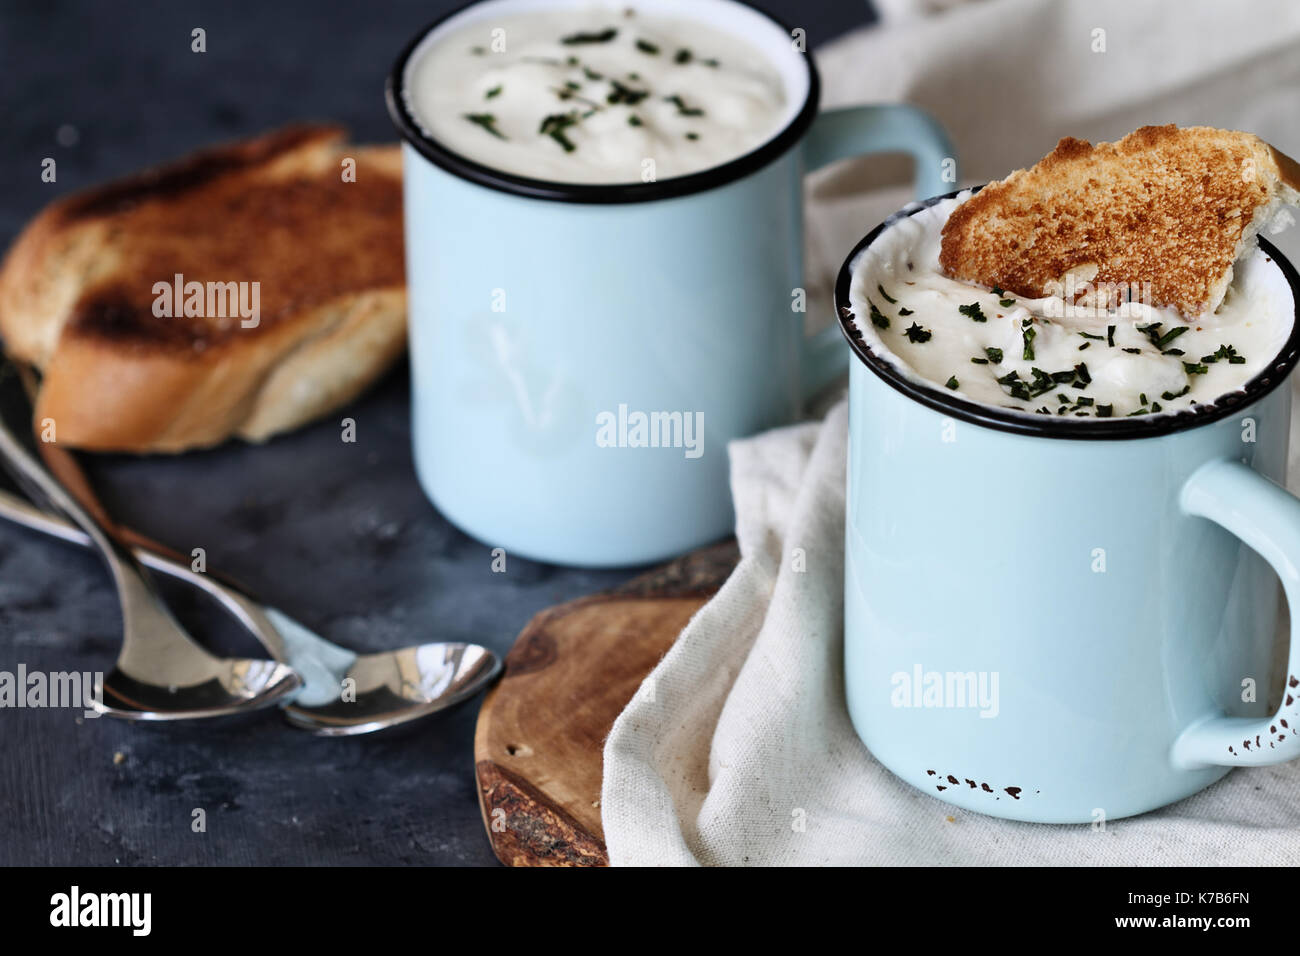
0;0;872;866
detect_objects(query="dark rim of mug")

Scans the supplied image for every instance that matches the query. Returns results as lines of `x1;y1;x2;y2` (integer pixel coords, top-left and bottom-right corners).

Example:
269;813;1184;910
834;188;1300;441
385;0;821;204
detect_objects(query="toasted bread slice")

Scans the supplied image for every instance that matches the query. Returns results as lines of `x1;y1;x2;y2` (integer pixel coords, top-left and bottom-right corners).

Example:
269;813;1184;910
0;124;406;452
939;125;1300;316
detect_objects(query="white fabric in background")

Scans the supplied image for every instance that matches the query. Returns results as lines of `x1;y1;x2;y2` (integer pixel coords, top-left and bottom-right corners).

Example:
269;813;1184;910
601;0;1300;865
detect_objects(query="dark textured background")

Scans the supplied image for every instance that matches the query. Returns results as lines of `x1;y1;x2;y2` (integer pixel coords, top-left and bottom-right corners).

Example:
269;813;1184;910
0;0;873;866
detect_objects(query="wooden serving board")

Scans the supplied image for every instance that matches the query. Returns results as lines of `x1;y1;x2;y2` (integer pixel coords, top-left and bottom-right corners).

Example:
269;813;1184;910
474;539;740;867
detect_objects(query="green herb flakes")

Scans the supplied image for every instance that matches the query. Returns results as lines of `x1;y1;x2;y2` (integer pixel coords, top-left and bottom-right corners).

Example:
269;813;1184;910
1022;325;1037;360
904;322;932;344
664;94;704;116
539;112;580;152
562;28;618;45
463;113;507;139
868;301;889;329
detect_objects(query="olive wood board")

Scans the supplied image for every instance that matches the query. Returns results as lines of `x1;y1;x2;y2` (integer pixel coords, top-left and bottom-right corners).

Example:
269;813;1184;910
473;539;740;867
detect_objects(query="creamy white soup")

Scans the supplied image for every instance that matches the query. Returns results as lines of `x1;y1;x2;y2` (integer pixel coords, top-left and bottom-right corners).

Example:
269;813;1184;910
404;5;788;184
848;193;1295;420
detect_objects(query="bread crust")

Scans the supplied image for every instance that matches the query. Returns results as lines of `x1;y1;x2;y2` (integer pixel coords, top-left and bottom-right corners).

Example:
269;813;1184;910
939;125;1300;317
0;125;406;452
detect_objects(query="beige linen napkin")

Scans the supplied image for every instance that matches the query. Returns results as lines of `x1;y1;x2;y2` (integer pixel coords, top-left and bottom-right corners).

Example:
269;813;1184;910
600;0;1300;865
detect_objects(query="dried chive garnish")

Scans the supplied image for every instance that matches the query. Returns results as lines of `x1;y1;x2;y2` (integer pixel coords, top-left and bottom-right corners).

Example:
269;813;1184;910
904;323;932;343
562;28;618;44
868;301;889;329
1107;325;1115;347
627;114;643;127
1183;362;1209;375
1029;368;1054;393
485;85;502;99
539;112;580;152
664;94;704;116
635;38;660;54
1078;342;1090;351
1203;344;1246;365
959;302;987;323
970;357;989;364
1123;347;1142;354
945;376;959;390
877;285;897;304
1156;326;1189;348
985;347;1003;363
1022;324;1036;360
898;307;914;316
607;79;649;105
1079;332;1105;340
1161;385;1190;401
463;113;507;139
674;48;692;64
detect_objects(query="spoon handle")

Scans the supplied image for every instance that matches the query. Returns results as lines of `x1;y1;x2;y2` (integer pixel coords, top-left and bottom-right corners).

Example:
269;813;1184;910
0;419;240;690
0;482;293;663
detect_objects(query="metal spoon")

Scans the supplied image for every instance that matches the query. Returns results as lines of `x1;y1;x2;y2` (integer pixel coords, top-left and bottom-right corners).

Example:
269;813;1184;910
0;370;302;719
0;484;501;735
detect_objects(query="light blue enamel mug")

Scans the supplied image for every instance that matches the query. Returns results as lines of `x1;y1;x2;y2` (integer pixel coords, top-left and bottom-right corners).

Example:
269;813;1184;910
836;191;1300;824
387;0;952;567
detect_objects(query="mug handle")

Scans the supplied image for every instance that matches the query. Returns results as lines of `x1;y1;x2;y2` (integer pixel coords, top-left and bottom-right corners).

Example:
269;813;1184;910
798;104;955;401
1173;457;1300;768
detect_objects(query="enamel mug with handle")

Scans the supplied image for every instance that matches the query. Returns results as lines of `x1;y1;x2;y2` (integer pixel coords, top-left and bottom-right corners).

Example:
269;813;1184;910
835;192;1300;823
387;0;953;567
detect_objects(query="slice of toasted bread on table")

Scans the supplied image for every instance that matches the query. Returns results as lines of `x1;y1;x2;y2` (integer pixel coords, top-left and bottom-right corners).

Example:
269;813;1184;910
940;125;1300;316
0;124;406;453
